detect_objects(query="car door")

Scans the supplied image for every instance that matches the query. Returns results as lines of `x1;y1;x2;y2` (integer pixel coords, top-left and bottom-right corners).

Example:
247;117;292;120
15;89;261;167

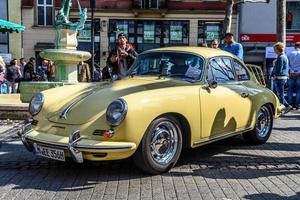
199;57;252;139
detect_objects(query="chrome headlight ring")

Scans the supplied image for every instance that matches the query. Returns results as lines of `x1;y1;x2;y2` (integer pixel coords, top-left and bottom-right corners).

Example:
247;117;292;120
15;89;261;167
29;93;44;116
106;98;128;127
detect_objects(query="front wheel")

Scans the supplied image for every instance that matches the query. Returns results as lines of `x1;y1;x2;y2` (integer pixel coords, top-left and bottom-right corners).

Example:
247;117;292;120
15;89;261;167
133;116;182;174
243;105;273;144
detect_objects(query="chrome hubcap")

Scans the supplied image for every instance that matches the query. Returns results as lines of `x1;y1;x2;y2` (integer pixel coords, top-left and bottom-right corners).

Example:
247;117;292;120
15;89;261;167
256;106;271;138
150;121;178;165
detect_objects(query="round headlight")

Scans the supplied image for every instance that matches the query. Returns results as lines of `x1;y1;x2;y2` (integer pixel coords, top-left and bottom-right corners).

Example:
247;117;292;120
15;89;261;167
106;99;128;126
29;93;44;116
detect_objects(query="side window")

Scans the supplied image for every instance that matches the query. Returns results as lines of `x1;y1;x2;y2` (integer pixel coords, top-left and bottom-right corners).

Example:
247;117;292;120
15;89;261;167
233;60;250;81
207;57;235;82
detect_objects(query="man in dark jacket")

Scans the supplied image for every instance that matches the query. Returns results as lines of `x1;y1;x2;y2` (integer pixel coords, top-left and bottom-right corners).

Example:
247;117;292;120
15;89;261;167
108;33;138;79
23;57;36;81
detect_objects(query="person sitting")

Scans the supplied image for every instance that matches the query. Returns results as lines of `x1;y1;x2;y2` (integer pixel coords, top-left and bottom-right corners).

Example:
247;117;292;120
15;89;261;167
0;67;9;94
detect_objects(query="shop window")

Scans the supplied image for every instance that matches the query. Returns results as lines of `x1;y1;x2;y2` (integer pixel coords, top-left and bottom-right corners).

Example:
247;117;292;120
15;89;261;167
141;0;158;9
76;20;101;64
144;22;155;43
0;44;8;54
286;2;300;32
198;21;222;46
36;0;53;26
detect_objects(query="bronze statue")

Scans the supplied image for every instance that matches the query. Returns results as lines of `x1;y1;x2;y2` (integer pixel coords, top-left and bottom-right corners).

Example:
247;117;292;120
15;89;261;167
55;0;87;48
61;0;72;23
55;0;86;31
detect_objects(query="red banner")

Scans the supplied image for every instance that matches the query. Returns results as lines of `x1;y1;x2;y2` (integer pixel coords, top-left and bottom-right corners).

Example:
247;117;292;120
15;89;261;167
241;33;300;43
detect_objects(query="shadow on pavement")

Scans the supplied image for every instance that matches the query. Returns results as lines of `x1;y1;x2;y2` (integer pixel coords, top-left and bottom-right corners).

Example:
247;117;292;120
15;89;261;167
243;192;300;200
0;125;299;196
273;127;300;131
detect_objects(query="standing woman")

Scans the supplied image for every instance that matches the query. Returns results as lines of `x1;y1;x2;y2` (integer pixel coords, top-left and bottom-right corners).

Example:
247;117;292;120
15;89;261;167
6;59;21;93
271;42;293;114
0;56;6;74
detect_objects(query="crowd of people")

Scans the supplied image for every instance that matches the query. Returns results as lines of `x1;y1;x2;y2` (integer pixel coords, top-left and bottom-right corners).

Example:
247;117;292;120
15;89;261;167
1;32;299;113
272;42;300;113
0;56;56;94
202;33;300;113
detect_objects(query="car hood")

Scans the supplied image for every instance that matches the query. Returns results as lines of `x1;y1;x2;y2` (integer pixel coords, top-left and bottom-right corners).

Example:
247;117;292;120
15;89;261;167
46;76;188;125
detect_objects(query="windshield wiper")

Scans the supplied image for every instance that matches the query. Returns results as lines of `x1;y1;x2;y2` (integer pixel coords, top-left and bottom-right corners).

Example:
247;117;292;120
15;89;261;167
168;74;186;78
160;73;197;83
140;71;160;75
129;71;136;78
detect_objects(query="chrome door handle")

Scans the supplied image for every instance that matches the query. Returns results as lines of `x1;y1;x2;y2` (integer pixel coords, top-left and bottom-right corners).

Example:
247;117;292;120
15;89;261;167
240;92;249;98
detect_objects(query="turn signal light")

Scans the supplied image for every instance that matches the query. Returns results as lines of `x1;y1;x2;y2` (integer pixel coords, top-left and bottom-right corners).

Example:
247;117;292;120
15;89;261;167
103;128;115;139
103;131;111;139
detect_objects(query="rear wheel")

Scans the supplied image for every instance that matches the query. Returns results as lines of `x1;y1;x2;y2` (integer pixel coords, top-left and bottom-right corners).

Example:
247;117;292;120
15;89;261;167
133;116;182;174
243;105;273;144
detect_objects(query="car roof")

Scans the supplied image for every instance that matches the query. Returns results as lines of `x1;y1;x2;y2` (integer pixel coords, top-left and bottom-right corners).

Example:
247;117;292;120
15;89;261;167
144;46;237;59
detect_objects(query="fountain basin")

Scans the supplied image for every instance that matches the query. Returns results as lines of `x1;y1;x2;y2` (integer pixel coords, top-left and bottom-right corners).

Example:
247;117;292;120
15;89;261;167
40;49;91;83
40;49;91;62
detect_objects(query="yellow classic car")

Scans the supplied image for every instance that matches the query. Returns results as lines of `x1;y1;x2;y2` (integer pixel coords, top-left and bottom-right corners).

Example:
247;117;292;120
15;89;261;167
19;47;282;174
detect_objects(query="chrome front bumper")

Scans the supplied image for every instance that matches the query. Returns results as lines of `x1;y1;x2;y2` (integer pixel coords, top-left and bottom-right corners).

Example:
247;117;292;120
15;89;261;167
19;123;136;163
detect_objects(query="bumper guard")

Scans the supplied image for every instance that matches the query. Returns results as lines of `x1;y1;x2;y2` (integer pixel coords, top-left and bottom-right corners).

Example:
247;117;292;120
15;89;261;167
19;124;134;163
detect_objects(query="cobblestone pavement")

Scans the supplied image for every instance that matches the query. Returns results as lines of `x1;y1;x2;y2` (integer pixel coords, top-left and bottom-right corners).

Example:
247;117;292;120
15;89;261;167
0;112;299;200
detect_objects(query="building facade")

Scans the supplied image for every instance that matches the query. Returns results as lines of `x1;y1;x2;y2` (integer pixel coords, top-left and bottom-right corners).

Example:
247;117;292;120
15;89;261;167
0;0;23;62
21;0;238;67
240;0;300;66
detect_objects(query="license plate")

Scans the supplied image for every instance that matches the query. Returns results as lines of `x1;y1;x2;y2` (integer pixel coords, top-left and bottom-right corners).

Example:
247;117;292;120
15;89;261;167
33;143;65;162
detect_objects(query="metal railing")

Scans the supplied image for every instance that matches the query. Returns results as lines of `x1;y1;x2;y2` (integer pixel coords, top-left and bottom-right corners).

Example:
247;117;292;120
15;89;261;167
246;64;266;86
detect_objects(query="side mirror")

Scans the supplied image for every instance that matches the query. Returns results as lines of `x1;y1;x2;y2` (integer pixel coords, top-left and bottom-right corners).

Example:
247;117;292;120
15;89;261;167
209;80;218;89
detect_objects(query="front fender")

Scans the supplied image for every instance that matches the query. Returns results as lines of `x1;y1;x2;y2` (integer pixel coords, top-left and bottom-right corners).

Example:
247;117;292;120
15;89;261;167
113;85;201;149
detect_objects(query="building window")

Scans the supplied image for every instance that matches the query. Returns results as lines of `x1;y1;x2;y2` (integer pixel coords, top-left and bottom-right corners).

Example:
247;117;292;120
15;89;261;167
286;2;300;32
141;0;158;9
109;20;189;53
198;21;222;46
36;0;53;26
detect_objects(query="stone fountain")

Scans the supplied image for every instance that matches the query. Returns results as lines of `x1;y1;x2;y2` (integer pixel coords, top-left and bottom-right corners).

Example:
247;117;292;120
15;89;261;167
20;0;91;102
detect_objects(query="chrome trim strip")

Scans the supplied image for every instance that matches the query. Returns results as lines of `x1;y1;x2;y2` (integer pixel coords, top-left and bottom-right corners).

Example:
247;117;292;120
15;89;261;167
60;90;95;120
76;145;133;150
193;127;252;146
24;137;134;150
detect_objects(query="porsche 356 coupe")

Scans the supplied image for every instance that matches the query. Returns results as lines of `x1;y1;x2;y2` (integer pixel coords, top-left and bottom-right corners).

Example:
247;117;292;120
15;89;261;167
19;47;281;174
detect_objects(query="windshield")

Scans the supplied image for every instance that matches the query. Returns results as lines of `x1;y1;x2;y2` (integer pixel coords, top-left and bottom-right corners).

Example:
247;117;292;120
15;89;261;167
129;52;204;81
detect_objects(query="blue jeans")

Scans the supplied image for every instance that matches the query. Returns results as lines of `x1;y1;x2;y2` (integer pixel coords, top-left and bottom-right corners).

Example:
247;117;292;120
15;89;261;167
274;79;289;107
287;77;300;107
